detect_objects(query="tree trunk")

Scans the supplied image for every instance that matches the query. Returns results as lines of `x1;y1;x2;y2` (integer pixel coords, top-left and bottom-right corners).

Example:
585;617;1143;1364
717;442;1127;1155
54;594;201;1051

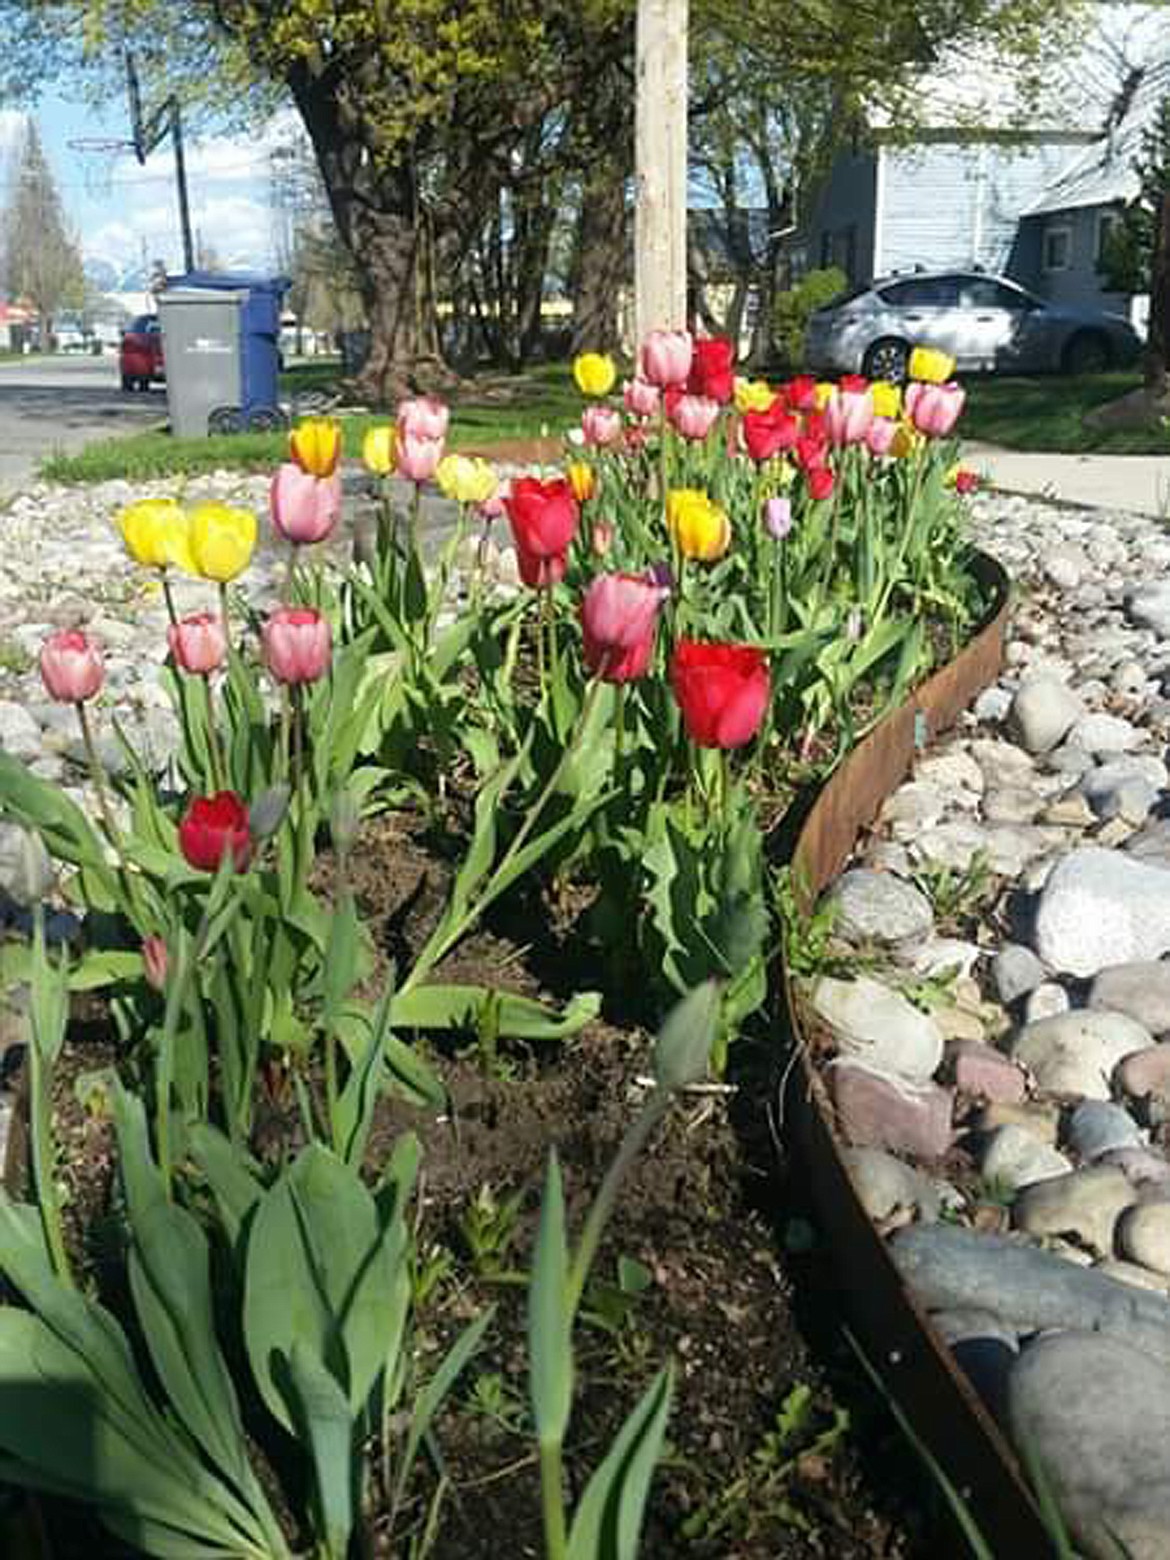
571;158;628;354
1145;190;1170;396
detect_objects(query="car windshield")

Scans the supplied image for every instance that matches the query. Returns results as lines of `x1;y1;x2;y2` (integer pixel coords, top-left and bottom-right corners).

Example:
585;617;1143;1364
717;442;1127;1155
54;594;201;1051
127;315;157;334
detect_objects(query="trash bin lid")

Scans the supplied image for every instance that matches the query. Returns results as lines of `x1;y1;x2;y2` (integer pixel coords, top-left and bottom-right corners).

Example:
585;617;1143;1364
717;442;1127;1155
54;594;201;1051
167;270;291;296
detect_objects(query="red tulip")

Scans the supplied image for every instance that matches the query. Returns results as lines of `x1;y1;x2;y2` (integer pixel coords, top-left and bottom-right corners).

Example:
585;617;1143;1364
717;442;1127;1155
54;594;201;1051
397;395;449;442
806;465;835;501
270;463;342;545
262;606;333;686
954;468;980;495
504;476;579;566
668;393;720;441
641;329;693;388
581;405;623;447
670;640;771;750
623;377;661;418
178;791;252;872
40;629;103;704
167;611;227;676
517;548;568;589
786;375;819;412
795;424;828;471
904;381;965;437
743;403;800;463
686;337;735;403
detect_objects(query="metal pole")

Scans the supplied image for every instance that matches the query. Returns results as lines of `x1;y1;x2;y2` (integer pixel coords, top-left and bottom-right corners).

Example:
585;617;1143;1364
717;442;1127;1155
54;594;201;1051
170;100;195;273
635;0;689;342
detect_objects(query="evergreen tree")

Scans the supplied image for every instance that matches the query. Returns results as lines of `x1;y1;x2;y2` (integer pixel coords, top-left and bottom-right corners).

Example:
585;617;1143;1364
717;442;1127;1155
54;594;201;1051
1;119;84;343
1099;93;1170;296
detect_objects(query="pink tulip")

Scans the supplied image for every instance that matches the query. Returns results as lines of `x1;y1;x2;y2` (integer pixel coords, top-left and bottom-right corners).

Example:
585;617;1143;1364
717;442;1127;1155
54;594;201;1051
668;393;720;441
641;329;693;388
824;385;874;446
580;572;664;684
397;395;449;442
623;377;661;418
763;496;793;541
905;381;965;438
581;405;623;447
270;463;342;546
591;520;614;557
142;934;169;992
40;629;103;704
865;417;899;457
480;480;510;520
395;429;444;483
262;607;333;686
167;612;227;676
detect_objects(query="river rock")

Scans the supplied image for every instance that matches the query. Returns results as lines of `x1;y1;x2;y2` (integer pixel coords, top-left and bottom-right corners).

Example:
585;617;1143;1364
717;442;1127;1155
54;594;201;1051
1126;580;1170;638
1034;848;1170;976
0;700;42;761
1013;1165;1137;1254
991;944;1046;1005
1063;1100;1144;1161
811;976;944;1081
1022;981;1070;1024
826;869;934;949
980;1125;1072;1191
1010;1009;1154;1098
896;936;981;980
841;1146;941;1223
1069;712;1143;757
946;1040;1026;1102
1089;962;1170;1036
1007;676;1082;754
1116;1045;1170;1100
1101;1147;1170;1187
979;1100;1061;1144
915;748;985;796
1118;1203;1170;1277
1096;1258;1170;1294
1124;817;1170;868
1008;1331;1170;1560
830;1064;954;1159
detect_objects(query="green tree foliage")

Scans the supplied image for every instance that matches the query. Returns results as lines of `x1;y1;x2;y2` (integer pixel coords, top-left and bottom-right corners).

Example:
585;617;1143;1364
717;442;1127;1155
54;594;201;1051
1;119;85;340
1099;91;1170;296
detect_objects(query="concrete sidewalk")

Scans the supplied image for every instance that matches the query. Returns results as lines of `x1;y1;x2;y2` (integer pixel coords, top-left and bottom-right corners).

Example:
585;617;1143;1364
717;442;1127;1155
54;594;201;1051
962;440;1170;518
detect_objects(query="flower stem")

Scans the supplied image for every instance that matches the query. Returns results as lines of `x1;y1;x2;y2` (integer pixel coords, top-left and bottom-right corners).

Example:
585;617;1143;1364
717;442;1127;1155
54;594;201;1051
410;480;422;557
539;1442;568;1560
161;572;179;627
203;676;226;791
77;702;146;926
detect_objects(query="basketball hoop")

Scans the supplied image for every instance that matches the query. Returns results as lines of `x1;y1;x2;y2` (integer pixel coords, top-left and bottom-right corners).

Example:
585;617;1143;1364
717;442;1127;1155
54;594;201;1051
68;137;135;201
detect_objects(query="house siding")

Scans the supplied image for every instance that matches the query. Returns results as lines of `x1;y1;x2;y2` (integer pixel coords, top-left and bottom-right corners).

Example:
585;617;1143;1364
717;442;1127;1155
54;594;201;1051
797;151;878;285
1020;204;1131;312
878;141;1080;281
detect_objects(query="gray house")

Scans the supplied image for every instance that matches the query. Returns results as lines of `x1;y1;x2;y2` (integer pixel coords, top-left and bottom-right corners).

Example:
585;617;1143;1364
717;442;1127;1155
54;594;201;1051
790;3;1170;324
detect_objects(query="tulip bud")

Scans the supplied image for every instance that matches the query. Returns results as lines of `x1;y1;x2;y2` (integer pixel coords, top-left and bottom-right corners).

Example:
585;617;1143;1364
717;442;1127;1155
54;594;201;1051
394;429;444;484
580;405;622;448
641;329;693;388
142;934;169;993
40;629;104;704
397;395;449;442
623;377;660;418
566;462;596;504
763;496;793;542
249;784;291;841
573;352;617;397
590;520;613;558
167;611;227;676
289;417;342;478
262;607;333;686
270;464;341;546
362;424;395;476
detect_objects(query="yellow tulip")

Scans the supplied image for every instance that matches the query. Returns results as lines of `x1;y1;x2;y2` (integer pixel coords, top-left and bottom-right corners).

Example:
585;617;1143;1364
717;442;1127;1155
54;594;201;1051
814;381;835;410
870;380;902;420
908;346;955;385
566;461;596;503
733;377;774;414
667;488;731;562
117;497;194;573
436;453;498;506
890;423;924;460
362;425;395;476
188;502;257;583
573;352;617;398
290;417;342;477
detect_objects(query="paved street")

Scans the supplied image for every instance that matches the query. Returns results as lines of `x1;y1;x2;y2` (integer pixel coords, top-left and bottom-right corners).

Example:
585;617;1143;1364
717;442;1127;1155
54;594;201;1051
0;354;163;497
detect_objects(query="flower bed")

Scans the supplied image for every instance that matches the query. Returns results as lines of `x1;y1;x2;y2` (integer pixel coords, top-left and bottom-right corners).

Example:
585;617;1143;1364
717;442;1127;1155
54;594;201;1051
0;335;988;1557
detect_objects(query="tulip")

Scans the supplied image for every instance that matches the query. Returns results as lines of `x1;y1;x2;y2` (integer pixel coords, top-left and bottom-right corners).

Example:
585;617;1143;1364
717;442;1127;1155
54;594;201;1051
786;375;819;412
178;790;252;873
480;481;510;520
641;329;693;388
904;380;965;438
763;496;793;541
590;520;613;557
871;381;901;420
362;424;395;476
734;377;775;414
566;462;596;504
573;352;617;397
686;337;735;404
117;497;194;573
814;381;835;410
394;429;444;483
670;640;771;750
504;476;579;575
824;383;874;446
865;417;899;457
581;405;623;447
517;548;567;589
270;463;342;546
262;606;333;686
436;453;498;505
167;611;227;676
581;571;664;652
909;346;956;385
795;429;828;472
289;418;341;478
806;465;835;502
953;467;980;495
40;629;103;704
397;395;449;442
623;377;661;418
188;503;257;583
743;402;799;463
142;934;169;993
891;423;924;459
668;394;720;442
666;488;730;562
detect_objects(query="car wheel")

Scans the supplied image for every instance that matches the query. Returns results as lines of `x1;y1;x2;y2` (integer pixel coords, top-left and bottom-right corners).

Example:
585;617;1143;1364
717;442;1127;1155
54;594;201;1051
1061;331;1110;375
862;338;910;383
120;373;134;392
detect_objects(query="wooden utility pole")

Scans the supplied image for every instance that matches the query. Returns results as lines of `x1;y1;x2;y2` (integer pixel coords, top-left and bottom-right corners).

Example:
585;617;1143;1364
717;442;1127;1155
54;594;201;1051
635;0;689;343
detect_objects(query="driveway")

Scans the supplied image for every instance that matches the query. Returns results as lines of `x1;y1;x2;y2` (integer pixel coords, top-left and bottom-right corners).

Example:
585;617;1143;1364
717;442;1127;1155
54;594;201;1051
0;354;164;496
964;440;1170;518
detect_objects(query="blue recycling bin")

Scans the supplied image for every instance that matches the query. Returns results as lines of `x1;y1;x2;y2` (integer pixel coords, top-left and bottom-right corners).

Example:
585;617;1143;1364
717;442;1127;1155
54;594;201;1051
169;270;290;431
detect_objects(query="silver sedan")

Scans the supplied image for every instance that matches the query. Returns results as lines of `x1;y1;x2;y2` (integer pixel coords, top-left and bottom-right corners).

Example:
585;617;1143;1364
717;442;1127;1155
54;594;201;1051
804;270;1142;381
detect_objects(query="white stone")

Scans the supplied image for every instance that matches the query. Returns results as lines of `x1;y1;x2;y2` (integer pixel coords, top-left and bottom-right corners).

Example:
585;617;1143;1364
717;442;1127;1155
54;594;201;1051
1010;1009;1155;1099
1034;848;1170;977
981;1125;1072;1192
1007;676;1082;754
811;975;944;1083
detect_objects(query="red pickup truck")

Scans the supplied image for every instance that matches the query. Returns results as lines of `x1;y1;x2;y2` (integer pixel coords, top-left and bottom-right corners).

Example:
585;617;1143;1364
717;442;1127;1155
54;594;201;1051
119;315;164;391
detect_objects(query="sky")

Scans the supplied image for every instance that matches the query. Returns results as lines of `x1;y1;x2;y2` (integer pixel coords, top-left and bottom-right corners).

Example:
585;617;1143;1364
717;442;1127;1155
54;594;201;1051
16;88;289;285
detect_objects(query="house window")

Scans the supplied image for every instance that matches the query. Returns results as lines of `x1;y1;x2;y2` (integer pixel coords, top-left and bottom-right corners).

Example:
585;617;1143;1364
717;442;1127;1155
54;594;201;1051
1043;224;1072;272
1096;210;1120;266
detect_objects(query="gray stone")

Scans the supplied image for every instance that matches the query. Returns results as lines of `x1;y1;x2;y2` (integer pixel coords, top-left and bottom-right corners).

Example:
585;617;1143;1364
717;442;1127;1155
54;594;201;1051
1010;1009;1154;1099
1124;816;1170;868
1007;676;1082;754
1081;756;1166;822
1101;1147;1170;1187
880;782;947;831
1119;1203;1170;1277
841;1146;941;1223
811;975;944;1082
972;685;1013;724
0;699;42;760
913;749;985;798
1014;1165;1137;1254
1126;580;1170;638
890;1223;1170;1365
992;943;1046;1005
1063;1100;1144;1161
980;1124;1072;1192
1022;979;1070;1026
911;819;990;872
1008;1331;1170;1560
1044;543;1088;589
1117;1045;1170;1099
1089;962;1170;1036
982;786;1044;825
1069;712;1143;757
1096;1258;1170;1293
896;936;981;980
826;869;934;949
1046;742;1095;779
1034;848;1170;977
931;1308;1019;1350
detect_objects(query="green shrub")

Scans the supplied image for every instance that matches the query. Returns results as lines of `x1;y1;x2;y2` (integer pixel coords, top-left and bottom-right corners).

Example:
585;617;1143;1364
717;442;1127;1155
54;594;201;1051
772;266;848;369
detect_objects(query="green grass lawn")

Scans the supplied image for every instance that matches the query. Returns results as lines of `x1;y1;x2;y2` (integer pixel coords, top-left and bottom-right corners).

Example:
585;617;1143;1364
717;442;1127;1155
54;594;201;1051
960;371;1170;455
40;362;581;485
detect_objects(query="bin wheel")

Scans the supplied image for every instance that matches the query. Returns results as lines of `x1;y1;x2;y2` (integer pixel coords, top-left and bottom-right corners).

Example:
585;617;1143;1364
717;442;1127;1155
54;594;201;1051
208;406;244;436
120;374;134;392
245;406;289;433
